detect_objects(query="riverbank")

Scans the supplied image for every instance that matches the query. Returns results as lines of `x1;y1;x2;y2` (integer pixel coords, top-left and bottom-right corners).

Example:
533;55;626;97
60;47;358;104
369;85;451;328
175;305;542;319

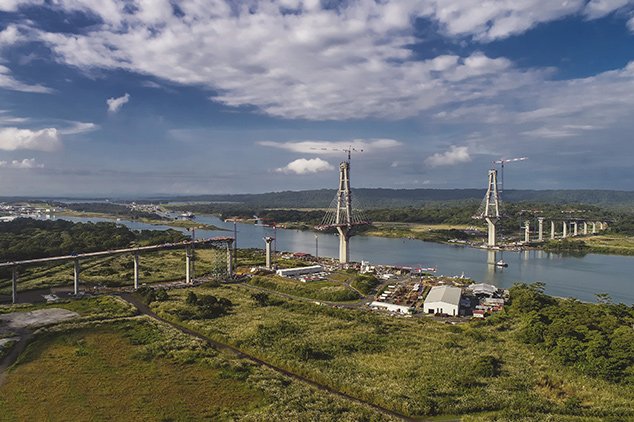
57;210;227;231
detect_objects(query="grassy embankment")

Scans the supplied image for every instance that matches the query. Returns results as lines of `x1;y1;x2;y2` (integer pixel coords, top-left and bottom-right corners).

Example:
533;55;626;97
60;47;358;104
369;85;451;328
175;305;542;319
0;299;385;420
544;233;634;256
150;283;634;421
0;249;228;296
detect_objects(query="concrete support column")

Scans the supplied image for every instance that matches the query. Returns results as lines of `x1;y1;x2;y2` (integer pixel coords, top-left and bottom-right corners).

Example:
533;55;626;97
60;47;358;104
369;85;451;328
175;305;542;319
11;266;17;304
538;218;544;242
226;242;233;277
592;222;597;234
185;247;192;284
583;221;588;235
524;220;530;243
133;253;139;289
485;217;497;248
73;259;80;295
562;222;568;238
572;221;578;236
550;221;555;240
264;237;273;269
336;226;351;263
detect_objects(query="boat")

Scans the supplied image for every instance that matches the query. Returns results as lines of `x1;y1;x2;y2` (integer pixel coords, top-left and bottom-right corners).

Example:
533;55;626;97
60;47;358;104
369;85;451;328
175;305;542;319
496;260;508;268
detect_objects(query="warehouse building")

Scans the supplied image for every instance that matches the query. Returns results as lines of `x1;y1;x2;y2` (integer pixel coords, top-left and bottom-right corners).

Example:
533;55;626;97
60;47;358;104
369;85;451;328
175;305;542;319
423;285;462;316
276;265;323;277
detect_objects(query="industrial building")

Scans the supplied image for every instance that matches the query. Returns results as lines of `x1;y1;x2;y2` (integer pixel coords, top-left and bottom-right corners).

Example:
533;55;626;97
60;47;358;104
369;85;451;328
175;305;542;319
276;265;324;278
423;285;462;316
369;301;414;314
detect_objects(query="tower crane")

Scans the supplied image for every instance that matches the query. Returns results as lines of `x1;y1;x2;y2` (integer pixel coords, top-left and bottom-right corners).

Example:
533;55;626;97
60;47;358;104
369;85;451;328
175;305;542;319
309;146;364;163
493;157;528;192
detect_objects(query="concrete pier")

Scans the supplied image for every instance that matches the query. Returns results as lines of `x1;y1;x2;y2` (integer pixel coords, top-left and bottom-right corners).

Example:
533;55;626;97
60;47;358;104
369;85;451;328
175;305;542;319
572;221;578;236
592;222;597;234
550;221;555;240
264;237;274;269
599;222;604;230
11;266;17;304
73;259;80;295
562;222;568;238
133;253;139;289
524;220;530;243
337;227;351;263
185;247;192;284
583;221;588;235
538;218;544;241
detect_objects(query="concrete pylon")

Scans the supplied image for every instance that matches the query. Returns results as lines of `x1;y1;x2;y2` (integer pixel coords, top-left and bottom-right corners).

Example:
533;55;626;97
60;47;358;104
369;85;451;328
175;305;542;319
73;259;80;295
185;247;192;284
583;221;588;235
550;221;555;240
11;266;17;304
572;221;578;236
335;161;353;263
592;222;597;234
562;222;568;238
133;253;139;289
264;237;274;269
599;222;604;231
538;218;544;241
479;169;502;248
524;220;530;243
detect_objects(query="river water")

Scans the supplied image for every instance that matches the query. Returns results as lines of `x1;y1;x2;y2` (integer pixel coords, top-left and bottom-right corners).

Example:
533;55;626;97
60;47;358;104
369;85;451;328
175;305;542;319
53;214;634;305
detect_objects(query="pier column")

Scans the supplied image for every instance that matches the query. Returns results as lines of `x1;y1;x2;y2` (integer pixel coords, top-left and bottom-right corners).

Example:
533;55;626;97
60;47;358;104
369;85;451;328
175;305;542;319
226;242;233;277
11;266;17;304
485;217;498;248
550;221;555;240
185;247;192;284
73;259;80;295
524;220;530;243
583;221;588;235
336;226;351;263
562;222;568;238
572;221;578;236
592;222;597;234
264;237;274;269
599;222;604;231
538;218;544;242
133;253;139;289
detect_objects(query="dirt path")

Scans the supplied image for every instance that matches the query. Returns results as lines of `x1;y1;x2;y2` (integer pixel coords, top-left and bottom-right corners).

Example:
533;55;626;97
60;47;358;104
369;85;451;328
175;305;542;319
118;293;418;422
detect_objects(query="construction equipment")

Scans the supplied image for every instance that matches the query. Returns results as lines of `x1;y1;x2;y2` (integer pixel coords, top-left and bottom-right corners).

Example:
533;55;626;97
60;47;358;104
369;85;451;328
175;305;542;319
309;146;363;163
493;157;527;192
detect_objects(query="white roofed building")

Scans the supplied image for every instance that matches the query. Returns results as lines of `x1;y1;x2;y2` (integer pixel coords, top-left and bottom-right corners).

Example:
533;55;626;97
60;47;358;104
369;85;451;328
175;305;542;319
423;286;462;316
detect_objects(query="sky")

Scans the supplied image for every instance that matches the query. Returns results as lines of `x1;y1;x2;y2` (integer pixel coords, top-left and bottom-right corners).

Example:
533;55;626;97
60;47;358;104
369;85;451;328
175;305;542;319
0;0;634;197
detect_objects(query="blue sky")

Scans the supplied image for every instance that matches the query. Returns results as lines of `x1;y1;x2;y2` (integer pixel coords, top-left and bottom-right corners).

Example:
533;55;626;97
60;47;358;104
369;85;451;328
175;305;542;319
0;0;634;196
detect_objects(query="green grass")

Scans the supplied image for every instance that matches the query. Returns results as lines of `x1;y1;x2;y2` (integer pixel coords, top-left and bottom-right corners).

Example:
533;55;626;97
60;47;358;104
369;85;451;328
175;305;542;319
0;318;392;421
150;284;634;420
248;274;360;302
0;296;136;319
0;248;228;295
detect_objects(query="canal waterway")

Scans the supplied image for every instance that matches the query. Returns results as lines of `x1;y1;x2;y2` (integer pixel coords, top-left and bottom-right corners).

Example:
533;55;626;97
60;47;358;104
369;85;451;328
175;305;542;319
53;214;634;305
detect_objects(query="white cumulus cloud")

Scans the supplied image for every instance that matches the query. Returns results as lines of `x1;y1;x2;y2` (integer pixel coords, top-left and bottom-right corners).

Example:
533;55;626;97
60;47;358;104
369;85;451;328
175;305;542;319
275;158;334;174
425;146;471;167
0;158;44;168
0;127;61;151
106;93;130;113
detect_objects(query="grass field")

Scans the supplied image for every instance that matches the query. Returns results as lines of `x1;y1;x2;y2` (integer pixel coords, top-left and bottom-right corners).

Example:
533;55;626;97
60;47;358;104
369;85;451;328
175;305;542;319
364;222;479;243
0;248;229;295
248;274;360;302
151;284;634;421
0;316;393;421
581;234;634;255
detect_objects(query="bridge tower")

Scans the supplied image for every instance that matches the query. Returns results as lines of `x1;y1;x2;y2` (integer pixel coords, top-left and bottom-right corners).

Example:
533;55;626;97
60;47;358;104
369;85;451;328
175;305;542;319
316;156;369;263
474;169;502;248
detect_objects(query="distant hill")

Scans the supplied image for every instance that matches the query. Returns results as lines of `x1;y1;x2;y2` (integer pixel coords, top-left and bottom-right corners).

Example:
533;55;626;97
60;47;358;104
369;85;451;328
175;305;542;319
145;189;634;209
